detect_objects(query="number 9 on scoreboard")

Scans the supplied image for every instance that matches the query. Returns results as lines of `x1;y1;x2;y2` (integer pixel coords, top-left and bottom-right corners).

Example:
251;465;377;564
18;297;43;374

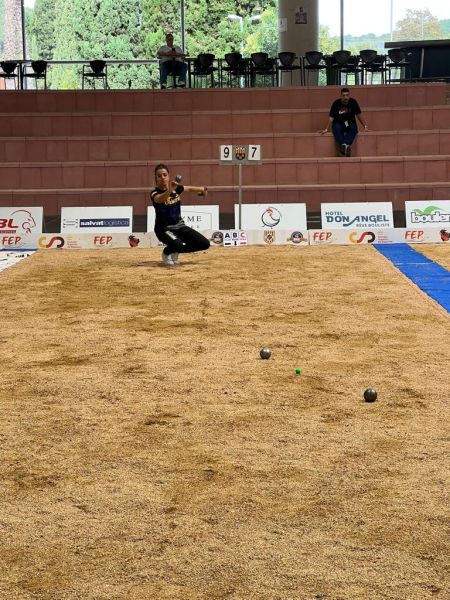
220;145;233;161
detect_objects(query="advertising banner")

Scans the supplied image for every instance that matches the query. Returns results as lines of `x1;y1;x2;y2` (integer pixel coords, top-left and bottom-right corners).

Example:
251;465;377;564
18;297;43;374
0;207;43;250
147;205;219;232
61;207;133;233
37;233;150;249
234;204;307;230
309;228;448;245
321;203;394;229
405;201;450;228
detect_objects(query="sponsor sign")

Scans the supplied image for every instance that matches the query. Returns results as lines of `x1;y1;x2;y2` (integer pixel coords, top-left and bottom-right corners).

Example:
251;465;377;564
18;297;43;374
147;205;219;232
223;230;248;246
234;204;307;230
0;207;43;249
405;201;450;228
321;202;393;229
309;228;447;245
61;207;133;233
37;233;150;249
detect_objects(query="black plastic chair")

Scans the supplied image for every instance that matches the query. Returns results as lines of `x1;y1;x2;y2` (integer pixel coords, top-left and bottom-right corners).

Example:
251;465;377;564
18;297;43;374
277;52;302;86
82;60;108;89
302;51;326;85
359;50;387;84
21;60;48;89
250;52;277;87
191;53;217;88
220;52;248;87
387;48;411;83
0;61;20;89
332;50;362;85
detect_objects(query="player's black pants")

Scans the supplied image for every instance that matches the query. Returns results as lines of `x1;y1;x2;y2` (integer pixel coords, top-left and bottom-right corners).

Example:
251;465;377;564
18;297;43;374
156;225;210;255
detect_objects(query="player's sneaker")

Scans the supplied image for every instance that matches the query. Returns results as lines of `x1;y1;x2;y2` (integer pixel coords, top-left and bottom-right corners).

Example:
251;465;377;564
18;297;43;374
171;252;180;264
162;250;175;266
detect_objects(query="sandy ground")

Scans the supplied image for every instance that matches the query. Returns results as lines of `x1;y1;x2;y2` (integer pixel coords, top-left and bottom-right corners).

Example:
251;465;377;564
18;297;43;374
0;244;449;600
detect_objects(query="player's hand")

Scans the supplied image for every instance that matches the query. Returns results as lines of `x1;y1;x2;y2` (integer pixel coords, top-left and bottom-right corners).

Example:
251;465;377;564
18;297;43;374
197;187;208;197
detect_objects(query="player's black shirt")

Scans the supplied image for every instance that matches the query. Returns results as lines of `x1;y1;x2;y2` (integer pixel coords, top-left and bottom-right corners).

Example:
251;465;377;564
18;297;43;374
329;98;361;127
150;185;184;230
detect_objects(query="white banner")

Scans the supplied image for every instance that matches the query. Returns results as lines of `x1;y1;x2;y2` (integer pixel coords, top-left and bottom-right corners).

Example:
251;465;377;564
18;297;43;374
405;201;450;228
321;202;394;229
37;233;150;249
309;228;448;245
234;204;307;230
61;206;133;233
0;207;43;249
147;205;219;232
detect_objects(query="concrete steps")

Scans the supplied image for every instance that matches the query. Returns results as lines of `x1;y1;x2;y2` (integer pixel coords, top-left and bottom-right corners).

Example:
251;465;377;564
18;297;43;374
0;84;449;226
1;130;450;161
0;106;449;137
0;83;446;113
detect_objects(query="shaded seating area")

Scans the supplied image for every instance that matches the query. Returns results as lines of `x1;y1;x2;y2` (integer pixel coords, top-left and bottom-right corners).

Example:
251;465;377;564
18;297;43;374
0;49;436;91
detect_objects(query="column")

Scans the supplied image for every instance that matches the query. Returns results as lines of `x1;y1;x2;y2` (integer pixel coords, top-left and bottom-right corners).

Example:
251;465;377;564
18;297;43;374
278;0;319;86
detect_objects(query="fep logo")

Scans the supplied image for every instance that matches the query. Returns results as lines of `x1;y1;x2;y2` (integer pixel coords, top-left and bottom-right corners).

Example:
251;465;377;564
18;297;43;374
94;236;113;245
0;210;37;234
39;236;65;249
312;231;333;243
349;231;376;244
261;207;281;228
404;230;424;241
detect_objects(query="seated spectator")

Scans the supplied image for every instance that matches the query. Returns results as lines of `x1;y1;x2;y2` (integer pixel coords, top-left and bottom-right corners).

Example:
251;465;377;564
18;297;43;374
157;33;188;89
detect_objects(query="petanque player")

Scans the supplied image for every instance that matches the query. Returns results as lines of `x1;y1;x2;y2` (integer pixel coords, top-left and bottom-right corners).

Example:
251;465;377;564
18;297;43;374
150;163;210;266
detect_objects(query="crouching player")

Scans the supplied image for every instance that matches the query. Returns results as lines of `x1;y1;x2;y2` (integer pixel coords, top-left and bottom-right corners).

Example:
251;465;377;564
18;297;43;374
151;163;210;266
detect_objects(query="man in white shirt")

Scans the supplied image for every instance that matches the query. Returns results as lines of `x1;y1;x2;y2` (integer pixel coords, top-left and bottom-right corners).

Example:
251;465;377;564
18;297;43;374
157;33;188;89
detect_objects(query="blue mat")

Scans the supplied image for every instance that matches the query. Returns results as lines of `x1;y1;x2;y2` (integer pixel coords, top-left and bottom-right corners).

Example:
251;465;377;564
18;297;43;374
374;244;450;313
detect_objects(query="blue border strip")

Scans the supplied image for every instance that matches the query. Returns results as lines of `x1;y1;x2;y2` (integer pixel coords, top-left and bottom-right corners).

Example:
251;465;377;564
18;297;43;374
374;244;450;313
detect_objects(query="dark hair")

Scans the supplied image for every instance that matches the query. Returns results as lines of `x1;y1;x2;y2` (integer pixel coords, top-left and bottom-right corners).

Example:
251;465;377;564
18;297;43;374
154;163;169;175
341;87;350;94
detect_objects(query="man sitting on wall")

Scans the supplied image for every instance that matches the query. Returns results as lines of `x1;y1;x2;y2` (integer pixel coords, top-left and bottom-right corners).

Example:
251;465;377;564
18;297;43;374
320;87;369;156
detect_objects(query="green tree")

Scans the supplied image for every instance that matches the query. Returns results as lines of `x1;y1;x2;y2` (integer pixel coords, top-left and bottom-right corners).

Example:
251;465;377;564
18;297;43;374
393;9;445;42
245;6;277;56
29;0;56;60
